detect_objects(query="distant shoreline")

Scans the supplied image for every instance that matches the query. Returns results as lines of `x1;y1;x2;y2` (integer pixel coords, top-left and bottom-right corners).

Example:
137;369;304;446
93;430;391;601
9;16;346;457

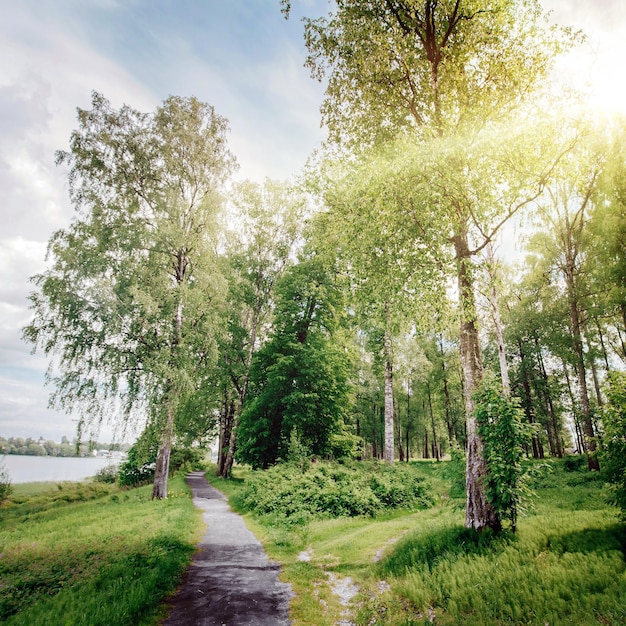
1;454;121;484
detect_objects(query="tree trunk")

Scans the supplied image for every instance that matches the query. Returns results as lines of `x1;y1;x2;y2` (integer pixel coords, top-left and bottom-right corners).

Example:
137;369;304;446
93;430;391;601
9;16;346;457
486;242;510;395
217;393;235;476
533;337;562;458
439;337;455;444
396;414;405;462
562;358;583;452
383;311;395;463
152;293;183;499
427;383;439;461
152;395;176;500
583;328;603;406
566;278;599;470
595;318;611;371
517;341;544;459
221;302;262;478
454;230;499;532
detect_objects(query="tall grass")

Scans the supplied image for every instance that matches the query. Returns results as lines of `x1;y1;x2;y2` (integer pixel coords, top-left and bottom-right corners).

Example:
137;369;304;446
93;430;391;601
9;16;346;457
0;475;202;626
210;459;626;626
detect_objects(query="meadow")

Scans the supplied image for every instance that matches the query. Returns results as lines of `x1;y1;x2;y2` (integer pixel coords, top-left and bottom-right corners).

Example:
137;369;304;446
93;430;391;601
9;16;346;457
211;458;626;625
0;459;624;625
0;476;202;626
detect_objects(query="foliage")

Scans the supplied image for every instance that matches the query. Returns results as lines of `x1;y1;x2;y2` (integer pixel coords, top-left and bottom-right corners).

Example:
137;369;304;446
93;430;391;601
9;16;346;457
0;475;199;625
302;0;575;147
208;459;624;626
599;371;626;519
231;461;433;525
0;458;13;503
118;428;205;487
562;454;587;472
236;256;355;469
24;92;235;497
117;429;159;487
93;463;119;484
474;376;535;531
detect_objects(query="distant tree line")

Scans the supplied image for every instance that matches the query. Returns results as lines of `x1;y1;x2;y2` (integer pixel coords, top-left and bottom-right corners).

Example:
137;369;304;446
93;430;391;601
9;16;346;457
0;437;129;458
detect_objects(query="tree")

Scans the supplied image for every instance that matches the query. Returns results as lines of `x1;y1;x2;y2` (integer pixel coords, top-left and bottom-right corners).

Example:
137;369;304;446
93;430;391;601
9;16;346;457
217;179;305;477
236;254;354;468
24;93;236;498
293;0;577;531
526;129;607;470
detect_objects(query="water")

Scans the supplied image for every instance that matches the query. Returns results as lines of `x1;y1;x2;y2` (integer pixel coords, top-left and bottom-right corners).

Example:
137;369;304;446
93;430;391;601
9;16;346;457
0;455;120;484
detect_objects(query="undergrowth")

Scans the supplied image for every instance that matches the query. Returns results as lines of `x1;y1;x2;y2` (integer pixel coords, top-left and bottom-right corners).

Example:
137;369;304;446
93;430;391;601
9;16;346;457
209;458;626;626
230;460;433;525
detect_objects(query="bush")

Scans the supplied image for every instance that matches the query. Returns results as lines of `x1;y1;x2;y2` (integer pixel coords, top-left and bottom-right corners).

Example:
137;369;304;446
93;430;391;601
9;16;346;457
93;464;119;484
233;461;433;524
474;375;535;532
169;447;206;473
0;459;12;504
599;371;626;519
118;442;206;487
562;454;587;472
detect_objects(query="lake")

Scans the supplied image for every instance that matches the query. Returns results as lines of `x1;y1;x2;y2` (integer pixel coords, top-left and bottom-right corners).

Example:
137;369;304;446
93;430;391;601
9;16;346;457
0;455;120;484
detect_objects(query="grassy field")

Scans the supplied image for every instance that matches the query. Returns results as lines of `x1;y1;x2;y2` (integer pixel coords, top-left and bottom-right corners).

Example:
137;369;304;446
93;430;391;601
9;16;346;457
210;459;626;626
0;475;202;626
1;460;624;625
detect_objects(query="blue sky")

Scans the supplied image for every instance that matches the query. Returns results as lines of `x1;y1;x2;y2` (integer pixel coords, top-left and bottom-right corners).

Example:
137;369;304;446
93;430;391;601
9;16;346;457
0;0;625;443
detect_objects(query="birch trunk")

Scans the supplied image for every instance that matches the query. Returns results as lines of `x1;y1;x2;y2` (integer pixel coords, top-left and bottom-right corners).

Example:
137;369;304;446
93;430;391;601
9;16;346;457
152;397;176;499
383;315;395;463
152;293;183;499
486;243;510;395
454;230;500;532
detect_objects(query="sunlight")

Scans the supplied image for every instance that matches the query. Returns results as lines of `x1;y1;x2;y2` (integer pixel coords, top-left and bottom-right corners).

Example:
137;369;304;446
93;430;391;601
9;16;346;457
543;0;626;116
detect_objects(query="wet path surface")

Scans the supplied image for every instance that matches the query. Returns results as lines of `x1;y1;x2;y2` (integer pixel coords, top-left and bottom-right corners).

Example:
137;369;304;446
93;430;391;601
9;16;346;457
162;471;292;626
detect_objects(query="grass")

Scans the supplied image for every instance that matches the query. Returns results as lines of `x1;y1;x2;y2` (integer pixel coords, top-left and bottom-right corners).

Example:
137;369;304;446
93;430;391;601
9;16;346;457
2;460;623;625
0;475;203;626
208;459;626;626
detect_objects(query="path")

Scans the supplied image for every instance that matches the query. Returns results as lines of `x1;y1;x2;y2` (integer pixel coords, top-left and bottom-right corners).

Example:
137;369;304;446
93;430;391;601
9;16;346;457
162;471;293;626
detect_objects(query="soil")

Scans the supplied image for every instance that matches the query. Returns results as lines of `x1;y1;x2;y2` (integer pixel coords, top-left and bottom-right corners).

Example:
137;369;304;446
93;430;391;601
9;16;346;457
161;471;293;626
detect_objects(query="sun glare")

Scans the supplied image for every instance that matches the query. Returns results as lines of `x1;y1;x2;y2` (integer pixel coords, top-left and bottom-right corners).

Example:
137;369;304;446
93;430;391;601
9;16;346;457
543;0;626;116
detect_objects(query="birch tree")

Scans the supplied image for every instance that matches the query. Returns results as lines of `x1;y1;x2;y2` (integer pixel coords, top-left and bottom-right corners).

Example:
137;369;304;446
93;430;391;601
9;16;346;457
293;0;577;530
217;179;305;477
24;93;236;498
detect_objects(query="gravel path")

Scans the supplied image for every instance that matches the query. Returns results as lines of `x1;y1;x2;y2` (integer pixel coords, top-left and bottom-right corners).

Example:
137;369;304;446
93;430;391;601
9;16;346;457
162;471;292;626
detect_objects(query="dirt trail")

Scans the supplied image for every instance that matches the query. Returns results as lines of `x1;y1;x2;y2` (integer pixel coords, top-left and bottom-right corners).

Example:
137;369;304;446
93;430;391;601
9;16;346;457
162;471;292;626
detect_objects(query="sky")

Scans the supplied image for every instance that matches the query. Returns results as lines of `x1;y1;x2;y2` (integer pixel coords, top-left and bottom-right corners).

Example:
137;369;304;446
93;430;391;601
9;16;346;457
0;0;625;444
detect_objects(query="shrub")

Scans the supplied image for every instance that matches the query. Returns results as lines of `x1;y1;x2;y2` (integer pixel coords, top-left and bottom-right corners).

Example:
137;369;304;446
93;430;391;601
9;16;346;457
562;454;586;472
233;460;432;524
169;447;206;473
599;371;626;519
93;464;119;484
118;442;206;487
0;458;12;504
474;375;535;532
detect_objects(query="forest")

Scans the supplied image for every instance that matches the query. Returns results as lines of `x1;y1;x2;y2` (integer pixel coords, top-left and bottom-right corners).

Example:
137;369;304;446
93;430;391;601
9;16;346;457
23;0;626;535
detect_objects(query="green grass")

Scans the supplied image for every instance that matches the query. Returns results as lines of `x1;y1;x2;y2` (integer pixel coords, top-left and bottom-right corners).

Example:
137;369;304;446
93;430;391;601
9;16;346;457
208;460;626;626
3;461;623;625
0;475;203;626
